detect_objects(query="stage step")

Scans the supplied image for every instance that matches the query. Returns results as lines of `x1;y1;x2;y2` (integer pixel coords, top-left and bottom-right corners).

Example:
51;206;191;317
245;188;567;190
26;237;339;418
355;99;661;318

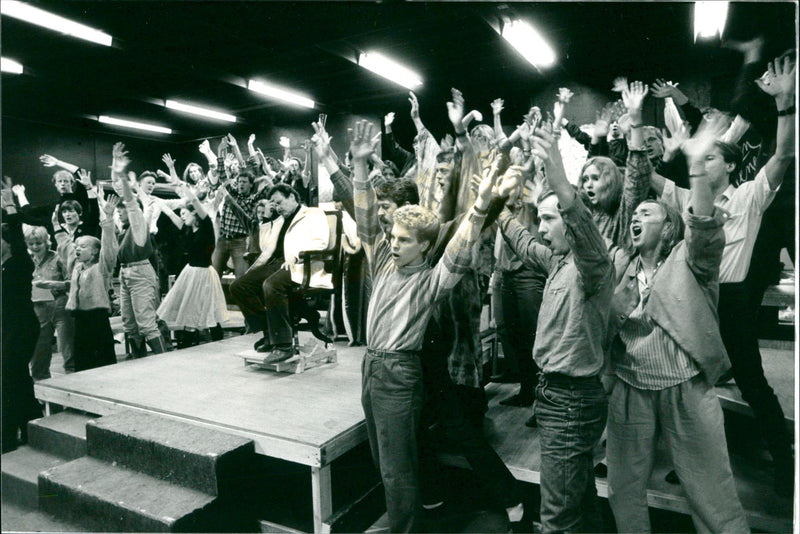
27;410;96;461
38;456;217;532
1;447;68;509
86;410;255;497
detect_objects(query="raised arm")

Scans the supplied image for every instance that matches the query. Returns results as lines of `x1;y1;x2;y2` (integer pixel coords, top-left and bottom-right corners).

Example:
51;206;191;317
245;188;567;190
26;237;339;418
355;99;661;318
111;143;147;247
40;154;79;174
491;98;505;140
756;54;796;190
531;122;612;294
350;121;381;256
552;87;574;135
408;91;425;134
312;120;354;216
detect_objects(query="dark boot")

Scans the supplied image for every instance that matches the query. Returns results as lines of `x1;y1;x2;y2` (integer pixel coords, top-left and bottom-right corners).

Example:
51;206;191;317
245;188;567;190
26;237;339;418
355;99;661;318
126;334;147;359
175;330;190;349
145;336;167;355
210;324;224;341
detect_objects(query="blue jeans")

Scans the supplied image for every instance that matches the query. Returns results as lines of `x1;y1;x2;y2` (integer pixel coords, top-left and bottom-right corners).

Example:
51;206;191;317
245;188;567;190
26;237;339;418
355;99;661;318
361;349;423;533
535;374;607;533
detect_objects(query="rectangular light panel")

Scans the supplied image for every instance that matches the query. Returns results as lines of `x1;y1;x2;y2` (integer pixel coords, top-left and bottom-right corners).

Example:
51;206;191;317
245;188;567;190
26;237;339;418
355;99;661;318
358;52;422;90
501;19;556;69
1;1;113;46
694;1;729;41
1;57;24;74
165;100;237;122
247;80;315;109
98;116;172;134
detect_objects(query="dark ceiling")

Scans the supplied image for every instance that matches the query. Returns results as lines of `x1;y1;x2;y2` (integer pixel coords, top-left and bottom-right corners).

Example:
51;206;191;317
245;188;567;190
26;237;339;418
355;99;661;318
2;1;797;144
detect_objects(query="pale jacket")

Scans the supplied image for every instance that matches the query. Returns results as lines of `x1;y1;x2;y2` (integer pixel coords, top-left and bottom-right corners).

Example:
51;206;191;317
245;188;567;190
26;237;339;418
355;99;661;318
249;205;331;288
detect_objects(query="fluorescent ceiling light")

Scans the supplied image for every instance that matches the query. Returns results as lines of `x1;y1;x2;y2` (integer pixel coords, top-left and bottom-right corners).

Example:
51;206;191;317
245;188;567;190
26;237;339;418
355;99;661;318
98;116;172;134
501;19;556;69
694;1;728;41
1;57;24;74
1;1;113;46
165;100;237;123
357;52;422;90
247;80;315;109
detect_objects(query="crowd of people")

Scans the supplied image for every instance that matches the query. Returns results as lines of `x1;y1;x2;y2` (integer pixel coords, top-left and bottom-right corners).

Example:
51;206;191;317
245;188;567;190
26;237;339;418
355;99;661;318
1;35;796;533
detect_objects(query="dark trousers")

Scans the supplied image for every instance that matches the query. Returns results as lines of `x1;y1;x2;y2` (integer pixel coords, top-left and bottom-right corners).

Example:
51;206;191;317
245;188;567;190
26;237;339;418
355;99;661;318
718;282;792;464
418;318;520;512
499;269;543;399
2;312;42;453
362;349;423;533
263;268;299;346
535;374;607;534
229;258;282;332
72;309;116;372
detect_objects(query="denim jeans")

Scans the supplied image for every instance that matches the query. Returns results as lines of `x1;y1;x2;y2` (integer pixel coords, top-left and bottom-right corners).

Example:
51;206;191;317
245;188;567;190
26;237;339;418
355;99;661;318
535;374;607;533
361;349;423;533
607;377;749;533
32;296;74;379
119;261;161;340
212;236;249;279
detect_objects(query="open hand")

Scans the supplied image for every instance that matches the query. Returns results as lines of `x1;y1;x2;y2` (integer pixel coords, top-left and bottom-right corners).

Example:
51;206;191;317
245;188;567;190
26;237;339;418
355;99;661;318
662;125;689;155
348;121;376;161
491;98;504;115
612;76;628;93
651;79;679;99
76;169;93;189
111;143;130;174
199;139;212;154
446;88;465;129
279;136;291;149
681;114;729;163
557;87;574;103
755;55;796;98
621;81;649;115
408;92;420;119
103;194;121;217
11;184;25;197
40;154;59;167
384;112;395;127
162;153;176;170
529;122;559;163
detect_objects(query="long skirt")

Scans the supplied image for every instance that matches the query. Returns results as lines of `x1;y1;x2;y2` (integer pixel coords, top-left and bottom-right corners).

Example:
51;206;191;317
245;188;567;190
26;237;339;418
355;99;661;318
157;265;228;330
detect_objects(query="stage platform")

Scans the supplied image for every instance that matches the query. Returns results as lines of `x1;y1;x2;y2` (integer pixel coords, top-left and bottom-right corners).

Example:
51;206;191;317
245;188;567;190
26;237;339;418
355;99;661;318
34;332;366;533
33;334;794;533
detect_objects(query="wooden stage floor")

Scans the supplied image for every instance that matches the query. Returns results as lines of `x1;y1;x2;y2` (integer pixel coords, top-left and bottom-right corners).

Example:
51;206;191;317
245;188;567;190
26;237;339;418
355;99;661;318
34;334;795;533
34;332;367;533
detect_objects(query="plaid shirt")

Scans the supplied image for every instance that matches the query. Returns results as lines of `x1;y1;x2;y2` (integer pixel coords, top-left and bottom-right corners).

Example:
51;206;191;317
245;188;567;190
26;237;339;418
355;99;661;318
218;184;267;239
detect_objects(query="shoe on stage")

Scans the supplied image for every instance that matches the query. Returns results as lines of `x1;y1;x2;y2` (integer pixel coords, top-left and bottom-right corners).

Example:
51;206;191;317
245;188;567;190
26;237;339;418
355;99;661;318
262;346;294;364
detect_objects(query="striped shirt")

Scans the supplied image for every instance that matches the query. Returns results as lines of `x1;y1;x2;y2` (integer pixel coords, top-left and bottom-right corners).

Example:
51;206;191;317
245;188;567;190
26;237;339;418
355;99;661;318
354;174;485;353
614;258;700;390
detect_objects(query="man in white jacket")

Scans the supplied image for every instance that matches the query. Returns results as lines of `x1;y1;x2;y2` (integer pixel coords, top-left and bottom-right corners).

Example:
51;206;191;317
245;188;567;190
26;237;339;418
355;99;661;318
230;184;330;362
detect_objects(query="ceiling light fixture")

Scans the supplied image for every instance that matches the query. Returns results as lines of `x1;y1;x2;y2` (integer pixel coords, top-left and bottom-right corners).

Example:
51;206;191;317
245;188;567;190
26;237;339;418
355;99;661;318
1;1;113;46
1;57;24;74
500;19;556;69
247;80;315;109
357;52;423;90
98;115;172;134
165;100;237;123
694;1;729;41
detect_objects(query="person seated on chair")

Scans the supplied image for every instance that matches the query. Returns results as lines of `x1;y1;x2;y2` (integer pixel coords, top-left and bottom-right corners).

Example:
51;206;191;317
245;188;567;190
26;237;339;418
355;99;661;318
229;184;330;362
